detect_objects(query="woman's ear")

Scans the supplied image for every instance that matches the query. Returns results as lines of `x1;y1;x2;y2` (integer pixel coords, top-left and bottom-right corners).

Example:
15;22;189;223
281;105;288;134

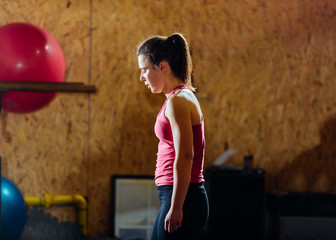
159;61;168;72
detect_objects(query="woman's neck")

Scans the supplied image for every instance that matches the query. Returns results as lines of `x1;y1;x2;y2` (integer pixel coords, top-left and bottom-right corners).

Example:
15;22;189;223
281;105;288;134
163;78;184;97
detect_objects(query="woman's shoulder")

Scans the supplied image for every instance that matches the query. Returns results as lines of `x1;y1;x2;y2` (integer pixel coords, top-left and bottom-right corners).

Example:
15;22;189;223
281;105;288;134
168;89;195;108
172;87;196;100
167;89;200;114
166;88;202;125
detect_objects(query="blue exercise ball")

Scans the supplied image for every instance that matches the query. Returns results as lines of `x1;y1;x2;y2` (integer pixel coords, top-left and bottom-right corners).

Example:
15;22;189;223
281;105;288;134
1;176;27;240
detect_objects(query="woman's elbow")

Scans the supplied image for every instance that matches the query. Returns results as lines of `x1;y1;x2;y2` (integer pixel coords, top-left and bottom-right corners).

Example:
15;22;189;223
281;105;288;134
175;153;193;167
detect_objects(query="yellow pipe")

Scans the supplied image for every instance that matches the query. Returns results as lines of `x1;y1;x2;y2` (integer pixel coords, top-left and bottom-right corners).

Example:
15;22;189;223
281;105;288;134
24;193;88;235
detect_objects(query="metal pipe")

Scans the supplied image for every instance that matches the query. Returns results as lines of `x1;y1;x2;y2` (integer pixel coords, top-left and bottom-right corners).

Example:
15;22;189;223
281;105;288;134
24;193;88;235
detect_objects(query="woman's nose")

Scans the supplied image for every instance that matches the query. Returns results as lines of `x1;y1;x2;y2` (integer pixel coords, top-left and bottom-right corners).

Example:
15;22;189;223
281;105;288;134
140;74;145;82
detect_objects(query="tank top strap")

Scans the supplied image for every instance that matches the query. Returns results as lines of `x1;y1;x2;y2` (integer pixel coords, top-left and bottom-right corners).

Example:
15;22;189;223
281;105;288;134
167;84;187;100
157;85;187;118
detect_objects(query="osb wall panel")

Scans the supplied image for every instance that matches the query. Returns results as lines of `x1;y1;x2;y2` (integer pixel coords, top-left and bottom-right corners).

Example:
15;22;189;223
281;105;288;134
0;0;91;224
1;0;336;237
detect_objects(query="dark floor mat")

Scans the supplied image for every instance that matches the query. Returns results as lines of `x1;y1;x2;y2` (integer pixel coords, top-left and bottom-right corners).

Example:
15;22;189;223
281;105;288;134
20;207;116;240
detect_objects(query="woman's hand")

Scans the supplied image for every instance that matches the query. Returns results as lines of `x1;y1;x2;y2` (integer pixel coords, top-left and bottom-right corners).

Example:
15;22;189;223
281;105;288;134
164;207;183;233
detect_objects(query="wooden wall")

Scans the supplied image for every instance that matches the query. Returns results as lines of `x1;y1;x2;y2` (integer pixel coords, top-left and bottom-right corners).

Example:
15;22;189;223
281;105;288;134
1;0;336;236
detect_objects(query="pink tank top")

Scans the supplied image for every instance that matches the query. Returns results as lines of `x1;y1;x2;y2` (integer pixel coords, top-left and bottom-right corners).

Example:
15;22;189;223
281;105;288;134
154;85;205;186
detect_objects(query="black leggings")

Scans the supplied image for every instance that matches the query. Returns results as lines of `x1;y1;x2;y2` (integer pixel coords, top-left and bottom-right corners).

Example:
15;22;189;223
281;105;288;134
151;183;209;240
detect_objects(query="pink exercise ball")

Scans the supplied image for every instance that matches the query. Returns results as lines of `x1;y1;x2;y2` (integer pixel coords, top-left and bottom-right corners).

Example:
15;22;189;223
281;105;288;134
0;22;65;113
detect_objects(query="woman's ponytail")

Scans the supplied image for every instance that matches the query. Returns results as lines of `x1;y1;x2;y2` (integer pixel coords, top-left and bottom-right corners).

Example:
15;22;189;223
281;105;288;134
165;33;195;91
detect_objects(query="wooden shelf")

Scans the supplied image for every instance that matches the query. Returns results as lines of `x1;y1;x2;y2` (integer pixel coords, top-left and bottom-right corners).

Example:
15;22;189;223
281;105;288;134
0;81;96;93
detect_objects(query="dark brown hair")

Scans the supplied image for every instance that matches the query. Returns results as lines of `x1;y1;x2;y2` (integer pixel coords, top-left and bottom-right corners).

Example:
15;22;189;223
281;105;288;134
137;33;195;92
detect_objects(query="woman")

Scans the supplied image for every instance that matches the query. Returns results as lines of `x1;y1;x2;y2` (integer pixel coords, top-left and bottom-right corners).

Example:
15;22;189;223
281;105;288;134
137;33;209;240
